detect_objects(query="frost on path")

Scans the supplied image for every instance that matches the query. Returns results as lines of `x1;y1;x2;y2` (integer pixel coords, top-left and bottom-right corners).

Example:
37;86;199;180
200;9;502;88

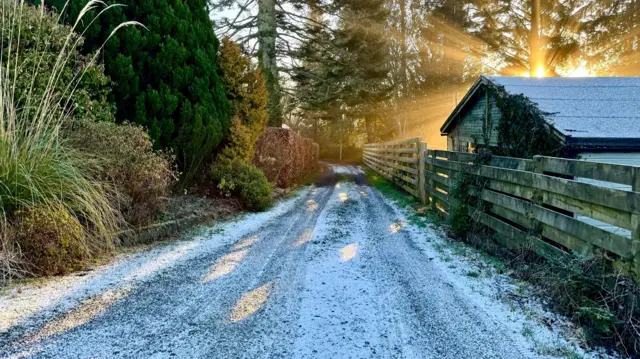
0;165;608;359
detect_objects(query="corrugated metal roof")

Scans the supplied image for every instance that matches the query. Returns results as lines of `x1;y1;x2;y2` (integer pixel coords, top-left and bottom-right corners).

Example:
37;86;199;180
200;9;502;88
487;76;640;139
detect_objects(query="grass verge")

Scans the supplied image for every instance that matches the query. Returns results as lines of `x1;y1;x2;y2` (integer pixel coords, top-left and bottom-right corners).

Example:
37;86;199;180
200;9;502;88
364;168;438;228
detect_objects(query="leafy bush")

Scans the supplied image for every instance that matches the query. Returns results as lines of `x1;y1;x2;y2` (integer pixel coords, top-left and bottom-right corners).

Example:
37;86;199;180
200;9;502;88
9;205;89;276
0;2;126;281
70;122;176;227
47;0;231;179
210;159;271;211
217;38;269;162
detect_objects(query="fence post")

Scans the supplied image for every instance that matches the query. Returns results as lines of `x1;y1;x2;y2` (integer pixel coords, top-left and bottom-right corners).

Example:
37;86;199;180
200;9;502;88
418;141;426;204
429;150;437;211
533;155;544;174
632;167;640;281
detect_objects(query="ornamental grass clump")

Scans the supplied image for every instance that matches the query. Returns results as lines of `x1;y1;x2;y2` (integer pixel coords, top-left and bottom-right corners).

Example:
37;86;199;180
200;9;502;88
0;0;138;281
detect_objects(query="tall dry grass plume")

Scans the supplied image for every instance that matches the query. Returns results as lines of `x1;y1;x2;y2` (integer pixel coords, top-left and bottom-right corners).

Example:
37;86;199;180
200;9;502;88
0;0;139;282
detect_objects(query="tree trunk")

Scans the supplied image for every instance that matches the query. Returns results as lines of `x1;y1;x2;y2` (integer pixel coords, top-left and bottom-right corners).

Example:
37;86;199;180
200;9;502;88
399;0;408;135
529;0;541;77
258;0;282;126
365;114;374;144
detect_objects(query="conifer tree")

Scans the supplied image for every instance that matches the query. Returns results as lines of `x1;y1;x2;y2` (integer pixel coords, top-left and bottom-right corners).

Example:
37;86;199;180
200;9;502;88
293;0;393;144
42;0;231;178
216;38;269;162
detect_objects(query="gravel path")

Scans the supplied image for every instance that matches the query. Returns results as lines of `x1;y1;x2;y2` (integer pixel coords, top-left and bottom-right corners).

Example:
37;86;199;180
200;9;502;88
0;165;549;358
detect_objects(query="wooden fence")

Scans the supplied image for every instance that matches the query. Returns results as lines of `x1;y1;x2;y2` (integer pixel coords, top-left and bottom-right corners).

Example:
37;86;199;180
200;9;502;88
364;138;640;279
363;137;426;200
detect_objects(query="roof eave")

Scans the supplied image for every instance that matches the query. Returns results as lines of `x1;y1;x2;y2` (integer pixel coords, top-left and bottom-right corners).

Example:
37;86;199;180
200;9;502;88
440;75;493;135
565;137;640;150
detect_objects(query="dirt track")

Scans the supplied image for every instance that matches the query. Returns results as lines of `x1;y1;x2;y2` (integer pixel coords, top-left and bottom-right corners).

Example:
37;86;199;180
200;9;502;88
0;165;566;358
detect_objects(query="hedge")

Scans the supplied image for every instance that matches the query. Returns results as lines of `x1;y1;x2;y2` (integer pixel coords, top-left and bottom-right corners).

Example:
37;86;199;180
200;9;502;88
254;128;319;188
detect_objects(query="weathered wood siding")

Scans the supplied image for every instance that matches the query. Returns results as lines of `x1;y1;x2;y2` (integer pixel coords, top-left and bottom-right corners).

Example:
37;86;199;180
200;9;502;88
447;88;502;152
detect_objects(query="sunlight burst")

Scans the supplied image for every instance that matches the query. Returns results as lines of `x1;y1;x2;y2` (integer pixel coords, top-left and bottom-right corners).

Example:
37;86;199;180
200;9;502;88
567;64;594;77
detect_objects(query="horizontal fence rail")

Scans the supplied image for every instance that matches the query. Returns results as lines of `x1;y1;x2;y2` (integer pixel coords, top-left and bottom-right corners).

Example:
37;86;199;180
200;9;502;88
364;139;640;280
363;137;425;200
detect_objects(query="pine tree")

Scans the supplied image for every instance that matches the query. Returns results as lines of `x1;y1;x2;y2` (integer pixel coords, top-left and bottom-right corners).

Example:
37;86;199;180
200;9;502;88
293;0;393;144
42;0;231;178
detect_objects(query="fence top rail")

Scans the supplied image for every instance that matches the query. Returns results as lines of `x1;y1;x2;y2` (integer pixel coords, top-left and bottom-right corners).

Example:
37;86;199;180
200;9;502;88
426;150;535;171
426;156;640;214
364;147;419;154
535;155;639;187
425;150;640;186
365;137;422;147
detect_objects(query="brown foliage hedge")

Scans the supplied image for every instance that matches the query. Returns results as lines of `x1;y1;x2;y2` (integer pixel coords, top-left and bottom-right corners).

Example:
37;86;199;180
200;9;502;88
10;205;89;276
254;128;319;188
70;122;176;227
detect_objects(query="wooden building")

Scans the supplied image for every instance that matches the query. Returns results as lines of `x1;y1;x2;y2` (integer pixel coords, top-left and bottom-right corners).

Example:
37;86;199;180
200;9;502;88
440;75;640;161
440;75;640;236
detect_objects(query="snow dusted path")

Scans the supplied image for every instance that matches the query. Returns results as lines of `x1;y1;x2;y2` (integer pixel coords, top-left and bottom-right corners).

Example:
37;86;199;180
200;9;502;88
1;165;552;358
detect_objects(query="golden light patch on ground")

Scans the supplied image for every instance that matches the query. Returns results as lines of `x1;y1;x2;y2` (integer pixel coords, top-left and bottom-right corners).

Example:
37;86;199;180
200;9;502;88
338;192;349;201
359;191;368;198
293;230;313;247
232;235;258;251
307;200;318;212
340;243;359;262
124;242;197;281
228;281;274;322
21;286;133;345
335;183;341;189
203;249;249;282
311;188;318;195
390;220;405;233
